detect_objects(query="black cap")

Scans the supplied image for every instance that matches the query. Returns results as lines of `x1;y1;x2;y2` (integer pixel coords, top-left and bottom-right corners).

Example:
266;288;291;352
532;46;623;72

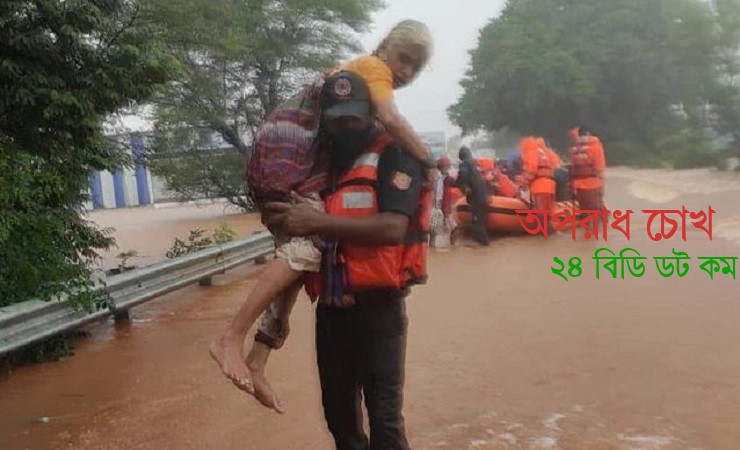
321;71;372;120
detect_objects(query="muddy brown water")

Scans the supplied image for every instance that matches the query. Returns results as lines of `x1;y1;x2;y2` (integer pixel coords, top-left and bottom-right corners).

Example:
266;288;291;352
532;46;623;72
87;201;264;268
2;171;740;449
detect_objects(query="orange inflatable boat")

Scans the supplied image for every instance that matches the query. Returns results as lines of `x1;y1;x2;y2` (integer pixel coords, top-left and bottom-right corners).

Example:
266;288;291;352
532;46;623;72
453;196;577;233
453;196;530;233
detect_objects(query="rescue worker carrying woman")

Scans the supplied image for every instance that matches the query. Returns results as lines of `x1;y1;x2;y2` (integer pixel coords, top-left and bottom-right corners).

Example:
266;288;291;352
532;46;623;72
267;70;431;449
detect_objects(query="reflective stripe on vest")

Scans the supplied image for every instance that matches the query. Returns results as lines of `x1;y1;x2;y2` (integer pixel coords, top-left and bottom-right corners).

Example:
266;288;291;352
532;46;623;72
322;133;430;293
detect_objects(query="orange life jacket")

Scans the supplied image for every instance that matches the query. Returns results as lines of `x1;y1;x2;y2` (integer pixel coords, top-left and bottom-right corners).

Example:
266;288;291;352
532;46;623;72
475;158;496;191
535;148;555;178
571;136;598;178
306;133;431;301
476;157;495;172
493;168;518;198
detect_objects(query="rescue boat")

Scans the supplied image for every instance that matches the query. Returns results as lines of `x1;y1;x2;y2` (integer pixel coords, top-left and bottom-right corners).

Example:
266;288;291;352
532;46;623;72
453;196;529;233
453;196;577;233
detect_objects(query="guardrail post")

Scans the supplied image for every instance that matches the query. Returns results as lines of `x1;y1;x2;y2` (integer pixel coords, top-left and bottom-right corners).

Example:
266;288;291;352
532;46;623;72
114;309;130;323
198;277;213;286
255;255;267;265
0;232;276;357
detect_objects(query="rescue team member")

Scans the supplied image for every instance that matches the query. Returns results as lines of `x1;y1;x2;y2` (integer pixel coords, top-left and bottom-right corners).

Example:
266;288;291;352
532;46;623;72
538;137;563;169
476;157;495;187
457;146;490;246
479;157;514;197
492;159;518;198
569;125;606;211
476;157;519;199
266;71;430;450
517;136;561;213
228;20;437;414
537;137;566;202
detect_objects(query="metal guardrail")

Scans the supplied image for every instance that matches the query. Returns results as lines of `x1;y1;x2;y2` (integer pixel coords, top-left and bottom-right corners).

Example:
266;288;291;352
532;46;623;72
0;232;275;357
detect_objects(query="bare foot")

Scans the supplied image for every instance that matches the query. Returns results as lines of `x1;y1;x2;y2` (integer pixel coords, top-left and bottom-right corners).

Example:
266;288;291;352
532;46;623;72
247;368;284;414
209;334;253;394
246;343;284;414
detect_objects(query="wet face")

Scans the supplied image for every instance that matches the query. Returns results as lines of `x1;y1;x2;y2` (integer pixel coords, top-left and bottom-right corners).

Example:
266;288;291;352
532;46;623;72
381;44;426;89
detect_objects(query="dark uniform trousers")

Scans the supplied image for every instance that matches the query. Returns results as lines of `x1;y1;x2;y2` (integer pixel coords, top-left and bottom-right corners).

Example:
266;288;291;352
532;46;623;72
316;291;410;450
468;194;490;246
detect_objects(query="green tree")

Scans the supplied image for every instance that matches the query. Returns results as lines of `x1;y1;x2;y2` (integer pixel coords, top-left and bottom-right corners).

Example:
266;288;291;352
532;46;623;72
711;0;740;155
145;0;383;209
0;0;178;308
449;0;722;162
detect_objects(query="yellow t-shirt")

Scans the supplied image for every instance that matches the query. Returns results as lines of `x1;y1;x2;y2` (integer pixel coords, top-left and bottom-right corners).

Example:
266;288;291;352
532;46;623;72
340;55;394;103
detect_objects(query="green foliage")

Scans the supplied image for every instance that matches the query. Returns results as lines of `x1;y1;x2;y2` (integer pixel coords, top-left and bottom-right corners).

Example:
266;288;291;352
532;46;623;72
144;0;383;209
488;128;523;153
449;0;734;163
166;229;213;259
26;334;75;363
213;221;236;245
605;141;663;168
165;223;236;259
147;128;252;208
711;0;740;155
116;250;139;271
0;0;179;308
657;127;724;169
0;330;95;370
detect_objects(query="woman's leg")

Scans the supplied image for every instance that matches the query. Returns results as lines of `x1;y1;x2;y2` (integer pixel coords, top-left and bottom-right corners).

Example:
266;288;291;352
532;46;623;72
209;258;302;390
243;279;304;413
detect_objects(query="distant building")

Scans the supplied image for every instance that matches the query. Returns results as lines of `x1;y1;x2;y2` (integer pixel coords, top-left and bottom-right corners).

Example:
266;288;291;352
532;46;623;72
419;131;446;159
85;134;155;210
87;127;239;210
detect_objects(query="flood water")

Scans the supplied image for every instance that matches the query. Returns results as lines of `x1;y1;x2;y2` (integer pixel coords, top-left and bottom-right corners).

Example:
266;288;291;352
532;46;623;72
2;170;740;449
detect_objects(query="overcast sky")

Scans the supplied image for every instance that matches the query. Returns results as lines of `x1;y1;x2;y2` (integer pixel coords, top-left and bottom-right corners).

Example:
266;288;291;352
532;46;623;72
114;1;507;136
356;0;507;138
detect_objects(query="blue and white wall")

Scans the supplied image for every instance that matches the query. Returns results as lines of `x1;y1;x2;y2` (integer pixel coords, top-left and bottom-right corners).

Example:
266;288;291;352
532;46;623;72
87;126;247;209
86;133;155;210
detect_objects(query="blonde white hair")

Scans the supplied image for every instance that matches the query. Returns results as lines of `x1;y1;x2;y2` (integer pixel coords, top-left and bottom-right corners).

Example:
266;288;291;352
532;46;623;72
375;19;433;68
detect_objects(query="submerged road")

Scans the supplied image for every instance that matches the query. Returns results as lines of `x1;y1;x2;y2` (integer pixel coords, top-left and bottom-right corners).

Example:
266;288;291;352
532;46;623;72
2;169;740;450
